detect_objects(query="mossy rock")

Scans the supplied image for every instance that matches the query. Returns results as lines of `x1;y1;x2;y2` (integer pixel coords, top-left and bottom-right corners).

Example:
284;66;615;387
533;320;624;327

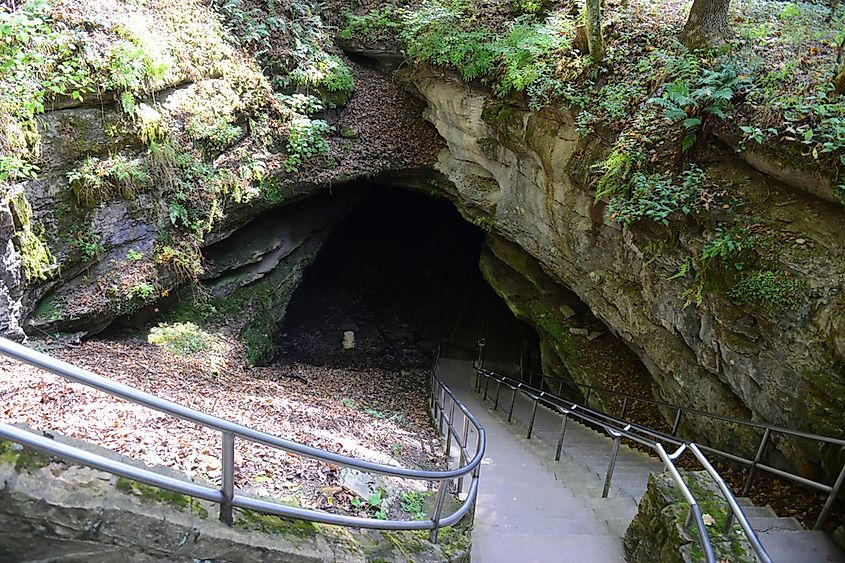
624;470;753;563
0;440;53;472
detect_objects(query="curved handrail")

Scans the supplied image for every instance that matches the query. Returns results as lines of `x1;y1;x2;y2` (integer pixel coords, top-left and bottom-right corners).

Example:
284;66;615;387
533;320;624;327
0;337;486;541
520;365;845;530
535;371;845;446
475;366;773;563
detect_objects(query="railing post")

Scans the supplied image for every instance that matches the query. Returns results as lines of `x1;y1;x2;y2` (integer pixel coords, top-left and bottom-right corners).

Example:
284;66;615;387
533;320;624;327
445;401;455;458
602;430;624;498
555;411;570;461
220;431;235;525
814;462;845;529
494;381;502;410
671;408;683;436
526;399;539;440
458;415;469;495
476;338;486;370
585;388;592;408
508;388;517;423
429;479;450;543
483;374;491;401
742;428;771;495
439;388;446;435
558;379;564;396
620;397;629;419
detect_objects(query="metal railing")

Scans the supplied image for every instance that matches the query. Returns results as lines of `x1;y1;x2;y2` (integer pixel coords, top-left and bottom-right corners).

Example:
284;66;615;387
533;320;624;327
473;365;773;563
0;337;485;543
520;366;845;531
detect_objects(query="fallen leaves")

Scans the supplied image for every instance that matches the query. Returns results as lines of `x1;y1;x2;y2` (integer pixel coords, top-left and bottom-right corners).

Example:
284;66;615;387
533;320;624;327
0;336;445;515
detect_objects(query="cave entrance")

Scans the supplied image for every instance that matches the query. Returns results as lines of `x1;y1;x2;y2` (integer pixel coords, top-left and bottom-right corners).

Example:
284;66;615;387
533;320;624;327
275;184;540;373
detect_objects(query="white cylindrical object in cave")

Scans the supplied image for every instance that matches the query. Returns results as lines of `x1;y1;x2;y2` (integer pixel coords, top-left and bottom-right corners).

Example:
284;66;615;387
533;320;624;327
342;331;355;350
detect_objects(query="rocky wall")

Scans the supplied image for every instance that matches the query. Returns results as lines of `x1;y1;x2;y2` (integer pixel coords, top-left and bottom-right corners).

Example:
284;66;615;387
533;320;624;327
401;64;845;476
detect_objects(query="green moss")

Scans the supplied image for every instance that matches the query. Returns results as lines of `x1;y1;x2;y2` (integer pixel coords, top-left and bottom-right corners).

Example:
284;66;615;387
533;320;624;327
33;293;63;322
0;440;52;472
529;302;580;361
213;276;286;366
234;508;319;538
7;192;56;282
115;477;209;519
435;525;472;559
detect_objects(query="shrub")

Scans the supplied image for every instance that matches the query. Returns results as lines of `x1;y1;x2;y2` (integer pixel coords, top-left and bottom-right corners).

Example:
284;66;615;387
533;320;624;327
284;116;332;172
728;270;806;310
67;155;149;208
148;322;213;355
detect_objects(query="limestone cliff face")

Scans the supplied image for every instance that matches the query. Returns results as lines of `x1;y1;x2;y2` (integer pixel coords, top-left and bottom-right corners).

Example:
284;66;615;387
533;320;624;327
403;65;845;474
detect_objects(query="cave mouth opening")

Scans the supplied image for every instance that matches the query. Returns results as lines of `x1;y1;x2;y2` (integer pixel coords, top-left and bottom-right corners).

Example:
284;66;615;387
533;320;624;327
274;183;540;373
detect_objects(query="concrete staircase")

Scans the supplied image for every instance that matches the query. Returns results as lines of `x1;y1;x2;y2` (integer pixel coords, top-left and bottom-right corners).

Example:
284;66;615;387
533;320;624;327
437;358;845;563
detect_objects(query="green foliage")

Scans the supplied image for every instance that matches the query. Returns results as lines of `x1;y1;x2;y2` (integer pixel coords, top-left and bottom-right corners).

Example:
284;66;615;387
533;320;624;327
127;282;157;303
606;166;704;226
185;116;243;152
594;148;638;201
0;155;39;182
364;407;387;419
284;116;331;172
341;397;358;408
115;477;208;518
511;0;544;15
126;249;144;261
148;321;213;355
472;215;494;232
70;226;103;262
400;491;428;520
67;155;149;208
103;36;171;93
728;270;806;310
155;241;203;282
354;1;572;105
316;54;355;98
234;508;319;538
649;62;752;153
340;6;400;41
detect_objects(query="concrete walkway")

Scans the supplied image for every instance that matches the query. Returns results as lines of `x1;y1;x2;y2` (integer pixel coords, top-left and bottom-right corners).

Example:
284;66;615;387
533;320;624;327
437;359;660;563
438;358;845;563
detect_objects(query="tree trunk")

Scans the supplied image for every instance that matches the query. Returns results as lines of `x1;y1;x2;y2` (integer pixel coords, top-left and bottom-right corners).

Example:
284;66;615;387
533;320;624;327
835;35;845;96
834;69;845;96
682;0;732;50
585;0;605;63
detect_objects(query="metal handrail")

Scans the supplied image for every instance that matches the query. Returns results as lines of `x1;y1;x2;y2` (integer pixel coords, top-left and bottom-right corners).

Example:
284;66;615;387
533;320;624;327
532;369;845;447
474;366;773;563
0;337;486;542
520;365;845;530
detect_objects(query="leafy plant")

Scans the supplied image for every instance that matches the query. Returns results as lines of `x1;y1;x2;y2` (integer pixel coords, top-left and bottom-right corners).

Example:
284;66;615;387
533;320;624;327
340;6;400;41
126;249;144;261
341;397;358;409
148;321;214;355
127;282;158;302
605;166;704;227
728;270;806;310
67;155;149;208
156;242;202;282
400;491;428;520
649;62;752;154
284;116;331;172
71;226;103;262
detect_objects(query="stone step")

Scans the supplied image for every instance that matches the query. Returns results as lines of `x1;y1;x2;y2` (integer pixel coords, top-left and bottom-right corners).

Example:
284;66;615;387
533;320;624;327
738;505;777;519
750;516;804;532
756;529;845;563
